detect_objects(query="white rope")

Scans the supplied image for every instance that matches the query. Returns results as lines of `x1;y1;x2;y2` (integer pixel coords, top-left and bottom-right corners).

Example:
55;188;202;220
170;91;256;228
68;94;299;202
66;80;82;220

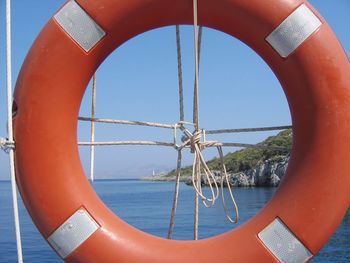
89;74;96;182
221;142;289;150
176;25;185;122
6;0;23;261
193;158;200;240
167;25;187;239
77;117;290;150
193;0;200;131
189;0;239;233
167;149;182;239
193;25;202;129
178;128;219;206
177;128;239;222
78;116;175;129
192;0;200;240
192;145;219;208
78;140;176;148
206;125;292;134
79;117;292;134
78;138;289;151
218;147;239;223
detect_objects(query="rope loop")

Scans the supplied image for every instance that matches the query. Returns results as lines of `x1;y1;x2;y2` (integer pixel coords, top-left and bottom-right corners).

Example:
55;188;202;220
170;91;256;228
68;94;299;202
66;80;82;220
176;127;220;207
218;146;239;223
171;125;239;220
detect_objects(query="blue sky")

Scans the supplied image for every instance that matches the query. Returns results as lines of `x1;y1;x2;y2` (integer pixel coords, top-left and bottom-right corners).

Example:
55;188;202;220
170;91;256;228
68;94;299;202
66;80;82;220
0;0;349;179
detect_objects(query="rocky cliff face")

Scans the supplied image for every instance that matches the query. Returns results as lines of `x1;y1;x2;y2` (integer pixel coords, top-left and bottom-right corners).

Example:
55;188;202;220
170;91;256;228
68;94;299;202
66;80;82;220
185;155;289;187
227;155;289;187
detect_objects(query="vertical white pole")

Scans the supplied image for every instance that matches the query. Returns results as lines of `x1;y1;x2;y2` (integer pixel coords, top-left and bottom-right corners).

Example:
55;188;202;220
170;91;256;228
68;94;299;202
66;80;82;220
193;0;200;241
5;0;24;262
90;74;96;182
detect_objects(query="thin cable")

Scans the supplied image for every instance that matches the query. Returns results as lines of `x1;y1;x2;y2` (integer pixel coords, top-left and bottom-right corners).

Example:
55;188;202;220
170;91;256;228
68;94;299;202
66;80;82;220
6;0;23;261
193;0;200;131
192;0;199;240
218;147;239;223
78;117;175;129
167;150;182;239
193;26;202;128
206;125;292;134
78;140;176;148
78;139;290;151
167;26;186;239
192;0;203;240
176;25;185;122
193;158;200;240
221;142;289;150
90;73;97;182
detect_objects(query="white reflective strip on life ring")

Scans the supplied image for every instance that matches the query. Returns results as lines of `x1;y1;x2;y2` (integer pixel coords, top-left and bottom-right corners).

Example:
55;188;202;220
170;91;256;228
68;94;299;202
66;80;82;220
258;218;313;263
47;208;100;259
266;4;322;58
54;0;105;52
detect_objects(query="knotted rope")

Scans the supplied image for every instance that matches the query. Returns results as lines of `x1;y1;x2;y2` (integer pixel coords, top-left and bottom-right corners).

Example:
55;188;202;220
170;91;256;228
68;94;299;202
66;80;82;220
178;127;239;223
179;128;220;208
0;137;14;153
168;0;239;239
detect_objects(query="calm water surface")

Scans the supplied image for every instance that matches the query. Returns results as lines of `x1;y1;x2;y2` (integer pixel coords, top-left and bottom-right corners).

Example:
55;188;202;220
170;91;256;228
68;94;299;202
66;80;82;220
0;180;348;262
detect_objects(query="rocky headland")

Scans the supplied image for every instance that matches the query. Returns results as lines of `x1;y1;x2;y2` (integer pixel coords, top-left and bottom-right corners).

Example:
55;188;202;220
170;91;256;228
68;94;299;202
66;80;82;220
143;130;292;187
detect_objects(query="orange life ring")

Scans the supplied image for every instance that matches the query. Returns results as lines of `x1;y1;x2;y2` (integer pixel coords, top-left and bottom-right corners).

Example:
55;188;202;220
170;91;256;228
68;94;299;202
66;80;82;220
14;0;350;262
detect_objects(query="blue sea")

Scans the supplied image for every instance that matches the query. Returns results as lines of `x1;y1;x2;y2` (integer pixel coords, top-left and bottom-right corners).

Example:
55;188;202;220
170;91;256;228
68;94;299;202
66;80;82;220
0;180;349;262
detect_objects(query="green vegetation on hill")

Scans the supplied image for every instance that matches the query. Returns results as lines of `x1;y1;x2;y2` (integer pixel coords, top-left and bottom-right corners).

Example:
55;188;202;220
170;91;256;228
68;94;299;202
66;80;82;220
166;129;292;176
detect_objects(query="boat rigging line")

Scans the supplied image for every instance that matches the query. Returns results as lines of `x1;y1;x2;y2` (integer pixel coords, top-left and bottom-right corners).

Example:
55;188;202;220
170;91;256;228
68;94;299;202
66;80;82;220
4;0;23;262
